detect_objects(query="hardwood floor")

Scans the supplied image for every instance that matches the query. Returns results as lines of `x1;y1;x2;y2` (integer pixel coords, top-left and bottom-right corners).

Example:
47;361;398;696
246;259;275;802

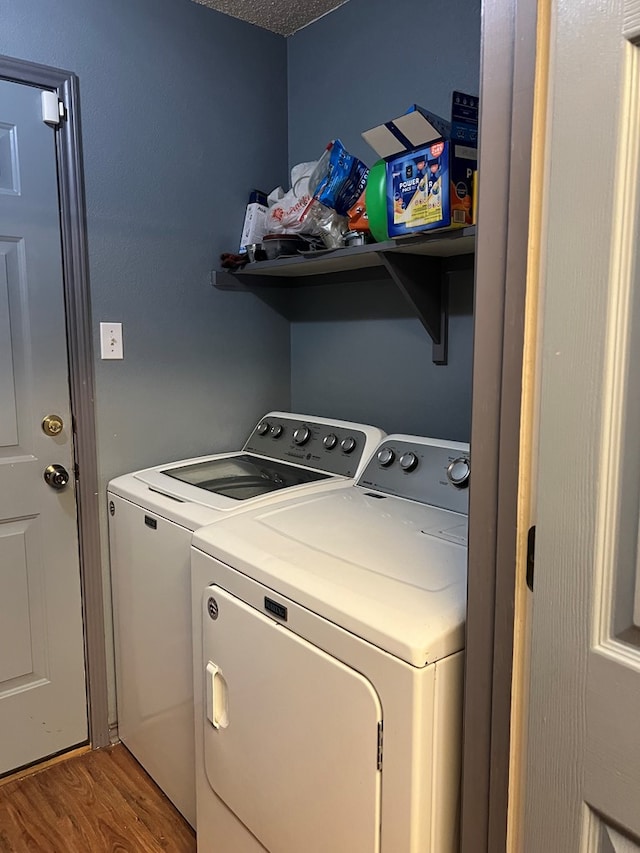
0;745;196;852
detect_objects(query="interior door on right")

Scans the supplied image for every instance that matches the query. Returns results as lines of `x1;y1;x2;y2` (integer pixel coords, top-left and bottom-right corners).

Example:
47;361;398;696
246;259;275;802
524;0;640;848
201;585;382;853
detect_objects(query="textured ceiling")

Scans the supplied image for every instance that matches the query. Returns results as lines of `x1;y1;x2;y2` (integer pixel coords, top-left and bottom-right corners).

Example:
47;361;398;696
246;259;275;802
190;0;350;36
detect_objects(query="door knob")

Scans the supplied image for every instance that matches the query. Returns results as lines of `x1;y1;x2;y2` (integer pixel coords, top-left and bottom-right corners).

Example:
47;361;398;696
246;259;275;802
44;464;70;490
42;415;64;436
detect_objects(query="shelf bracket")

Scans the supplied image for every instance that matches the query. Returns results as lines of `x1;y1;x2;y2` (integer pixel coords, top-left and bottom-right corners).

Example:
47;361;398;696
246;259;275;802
380;253;448;365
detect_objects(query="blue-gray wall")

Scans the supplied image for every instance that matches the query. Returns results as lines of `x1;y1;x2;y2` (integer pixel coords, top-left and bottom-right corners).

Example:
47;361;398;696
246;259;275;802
2;0;290;468
1;0;290;722
2;0;481;726
287;0;481;440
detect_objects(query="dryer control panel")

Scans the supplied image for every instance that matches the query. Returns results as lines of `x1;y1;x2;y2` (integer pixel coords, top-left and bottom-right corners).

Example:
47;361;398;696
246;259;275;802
357;435;470;515
243;414;382;479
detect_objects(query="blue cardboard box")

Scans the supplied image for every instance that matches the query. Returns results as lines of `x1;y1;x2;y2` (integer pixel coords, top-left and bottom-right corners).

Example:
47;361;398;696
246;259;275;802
363;92;478;236
386;140;452;235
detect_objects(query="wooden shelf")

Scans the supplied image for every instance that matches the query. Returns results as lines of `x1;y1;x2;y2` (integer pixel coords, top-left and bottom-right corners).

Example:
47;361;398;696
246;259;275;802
212;226;476;365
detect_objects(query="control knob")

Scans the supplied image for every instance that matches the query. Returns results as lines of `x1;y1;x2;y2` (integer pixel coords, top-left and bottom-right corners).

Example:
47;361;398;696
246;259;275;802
323;433;338;450
270;424;283;439
447;456;470;488
399;451;419;472
256;421;269;436
340;436;357;454
377;447;395;467
293;426;311;445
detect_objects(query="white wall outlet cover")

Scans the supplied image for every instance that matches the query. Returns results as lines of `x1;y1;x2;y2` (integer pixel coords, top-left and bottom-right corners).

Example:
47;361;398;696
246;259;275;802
100;322;123;359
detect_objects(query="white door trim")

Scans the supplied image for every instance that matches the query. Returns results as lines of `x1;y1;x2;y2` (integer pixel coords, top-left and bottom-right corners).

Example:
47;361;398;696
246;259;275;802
0;55;109;749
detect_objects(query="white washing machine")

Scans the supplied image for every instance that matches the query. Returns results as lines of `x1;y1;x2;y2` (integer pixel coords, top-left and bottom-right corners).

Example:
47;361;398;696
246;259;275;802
107;412;385;827
191;434;470;853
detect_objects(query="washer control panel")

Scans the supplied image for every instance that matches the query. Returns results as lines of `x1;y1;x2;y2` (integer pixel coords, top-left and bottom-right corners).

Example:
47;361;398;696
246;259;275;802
358;436;470;514
244;415;373;478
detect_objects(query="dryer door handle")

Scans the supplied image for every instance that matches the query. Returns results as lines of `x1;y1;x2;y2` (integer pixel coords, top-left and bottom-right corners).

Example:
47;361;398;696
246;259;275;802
206;661;229;730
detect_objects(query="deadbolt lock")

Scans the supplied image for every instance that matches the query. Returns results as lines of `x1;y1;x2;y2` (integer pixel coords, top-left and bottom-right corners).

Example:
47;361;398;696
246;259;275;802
42;414;64;437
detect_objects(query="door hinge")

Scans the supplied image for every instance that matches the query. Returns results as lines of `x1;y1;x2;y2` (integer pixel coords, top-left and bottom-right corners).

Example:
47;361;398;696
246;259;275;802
526;525;536;591
74;463;80;481
41;91;66;126
377;721;384;771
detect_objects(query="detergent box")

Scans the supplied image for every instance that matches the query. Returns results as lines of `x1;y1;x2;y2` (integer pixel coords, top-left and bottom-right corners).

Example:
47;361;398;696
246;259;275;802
362;92;478;236
239;189;269;253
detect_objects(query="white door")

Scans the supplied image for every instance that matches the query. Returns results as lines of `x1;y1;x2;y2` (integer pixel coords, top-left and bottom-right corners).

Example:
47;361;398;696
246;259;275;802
202;586;383;853
524;0;640;848
0;78;87;774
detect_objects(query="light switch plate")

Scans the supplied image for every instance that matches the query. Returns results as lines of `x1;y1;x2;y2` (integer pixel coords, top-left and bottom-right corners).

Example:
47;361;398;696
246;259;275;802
100;322;123;359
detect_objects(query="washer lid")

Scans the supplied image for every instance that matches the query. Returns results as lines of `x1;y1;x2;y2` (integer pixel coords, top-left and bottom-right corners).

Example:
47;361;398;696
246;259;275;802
192;487;468;667
155;454;329;500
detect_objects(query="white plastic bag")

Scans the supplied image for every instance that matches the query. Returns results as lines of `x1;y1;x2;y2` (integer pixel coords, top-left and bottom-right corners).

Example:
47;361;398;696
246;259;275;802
266;162;317;236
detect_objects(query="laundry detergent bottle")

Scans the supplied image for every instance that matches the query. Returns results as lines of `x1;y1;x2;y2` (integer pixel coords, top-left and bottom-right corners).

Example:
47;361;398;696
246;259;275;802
365;159;390;243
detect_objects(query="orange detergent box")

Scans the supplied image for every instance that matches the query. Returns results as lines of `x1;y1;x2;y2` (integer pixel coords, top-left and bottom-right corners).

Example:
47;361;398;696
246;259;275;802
362;92;478;236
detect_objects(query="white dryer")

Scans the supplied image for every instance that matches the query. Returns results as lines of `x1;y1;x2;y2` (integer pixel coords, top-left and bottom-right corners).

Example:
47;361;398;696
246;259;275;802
107;412;384;827
191;434;470;853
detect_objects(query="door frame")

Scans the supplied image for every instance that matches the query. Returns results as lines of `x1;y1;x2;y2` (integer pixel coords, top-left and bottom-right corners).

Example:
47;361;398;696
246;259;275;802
460;0;538;849
0;56;109;749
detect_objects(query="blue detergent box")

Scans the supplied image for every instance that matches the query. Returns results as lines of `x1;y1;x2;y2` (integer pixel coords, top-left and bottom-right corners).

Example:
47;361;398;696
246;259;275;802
363;92;478;236
387;140;451;235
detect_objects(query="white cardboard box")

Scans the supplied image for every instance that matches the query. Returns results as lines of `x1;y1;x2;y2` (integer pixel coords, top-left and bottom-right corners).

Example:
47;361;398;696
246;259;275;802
239;202;268;253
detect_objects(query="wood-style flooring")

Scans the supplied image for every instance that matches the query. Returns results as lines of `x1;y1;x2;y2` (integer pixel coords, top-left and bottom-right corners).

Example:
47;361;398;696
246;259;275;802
0;745;196;852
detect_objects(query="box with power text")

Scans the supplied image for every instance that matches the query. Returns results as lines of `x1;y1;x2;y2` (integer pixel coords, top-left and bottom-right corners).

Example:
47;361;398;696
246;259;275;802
363;92;478;236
